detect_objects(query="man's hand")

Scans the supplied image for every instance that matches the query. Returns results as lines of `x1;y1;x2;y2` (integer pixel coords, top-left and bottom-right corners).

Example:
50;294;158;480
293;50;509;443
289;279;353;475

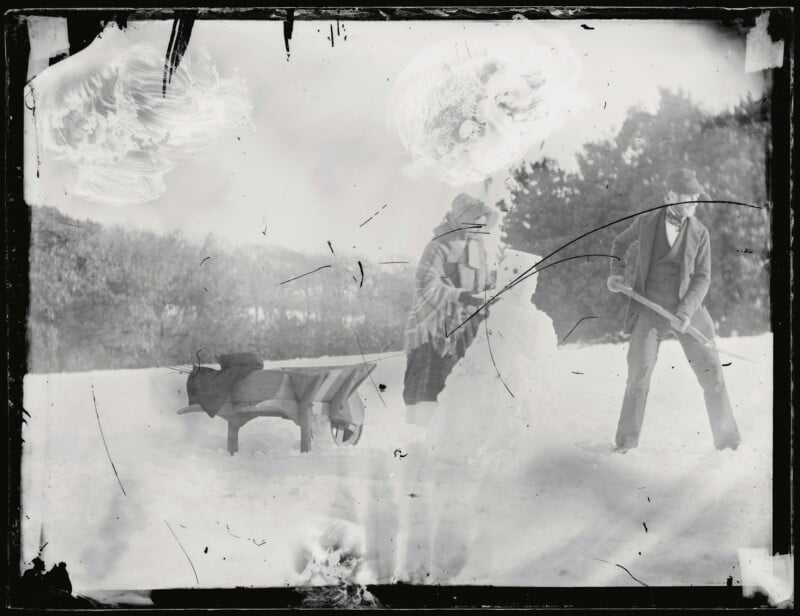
670;314;691;334
606;275;625;293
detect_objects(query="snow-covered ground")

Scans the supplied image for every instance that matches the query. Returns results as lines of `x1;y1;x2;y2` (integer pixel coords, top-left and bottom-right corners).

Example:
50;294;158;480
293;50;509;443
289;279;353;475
21;335;772;595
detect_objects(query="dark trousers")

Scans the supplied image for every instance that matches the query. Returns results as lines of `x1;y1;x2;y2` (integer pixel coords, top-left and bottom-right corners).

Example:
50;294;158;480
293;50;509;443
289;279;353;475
615;308;741;449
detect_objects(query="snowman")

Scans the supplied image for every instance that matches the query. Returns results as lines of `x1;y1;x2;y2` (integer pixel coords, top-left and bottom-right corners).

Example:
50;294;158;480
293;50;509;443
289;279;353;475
426;247;562;479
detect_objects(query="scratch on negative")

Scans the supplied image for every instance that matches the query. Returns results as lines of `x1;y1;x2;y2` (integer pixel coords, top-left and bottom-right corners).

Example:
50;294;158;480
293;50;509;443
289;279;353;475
561;316;598;343
162;15;195;97
359;204;389;227
593;558;648;587
165;520;199;585
484;291;514;398
91;384;126;495
279;265;332;285
448;198;762;338
355;333;386;407
447;253;618;339
432;224;485;241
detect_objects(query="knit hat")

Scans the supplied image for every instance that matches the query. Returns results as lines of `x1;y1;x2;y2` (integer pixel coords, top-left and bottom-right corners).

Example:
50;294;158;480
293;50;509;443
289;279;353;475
433;193;500;238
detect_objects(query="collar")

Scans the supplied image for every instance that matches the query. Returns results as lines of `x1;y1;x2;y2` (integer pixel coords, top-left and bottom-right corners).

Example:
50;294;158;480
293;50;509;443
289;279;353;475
665;206;690;227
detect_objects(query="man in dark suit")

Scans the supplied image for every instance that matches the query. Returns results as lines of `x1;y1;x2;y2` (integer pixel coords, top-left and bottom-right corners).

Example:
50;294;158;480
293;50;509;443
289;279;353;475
607;168;741;452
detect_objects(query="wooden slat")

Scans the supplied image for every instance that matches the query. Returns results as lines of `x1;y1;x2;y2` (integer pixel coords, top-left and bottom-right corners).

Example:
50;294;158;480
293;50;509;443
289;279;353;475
176;404;205;415
348;364;376;395
314;369;348;403
282;364;375;403
328;370;359;422
292;373;326;453
282;363;369;374
230;370;295;403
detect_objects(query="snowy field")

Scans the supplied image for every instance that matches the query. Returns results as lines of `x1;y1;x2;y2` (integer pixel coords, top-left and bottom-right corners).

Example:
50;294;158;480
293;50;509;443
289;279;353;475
21;334;772;596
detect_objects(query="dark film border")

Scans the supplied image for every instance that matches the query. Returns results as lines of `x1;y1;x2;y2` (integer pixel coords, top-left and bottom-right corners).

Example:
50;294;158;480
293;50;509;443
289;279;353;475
4;5;794;610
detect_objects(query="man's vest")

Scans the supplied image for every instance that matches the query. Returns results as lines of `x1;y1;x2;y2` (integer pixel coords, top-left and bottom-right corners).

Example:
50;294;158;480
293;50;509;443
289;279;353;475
644;212;687;313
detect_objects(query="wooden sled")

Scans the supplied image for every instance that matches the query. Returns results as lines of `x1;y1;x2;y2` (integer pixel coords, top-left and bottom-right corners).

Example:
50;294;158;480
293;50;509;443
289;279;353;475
177;362;377;455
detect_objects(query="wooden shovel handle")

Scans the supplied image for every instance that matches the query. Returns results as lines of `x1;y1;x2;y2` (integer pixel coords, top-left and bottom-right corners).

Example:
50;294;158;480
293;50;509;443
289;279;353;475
616;284;709;345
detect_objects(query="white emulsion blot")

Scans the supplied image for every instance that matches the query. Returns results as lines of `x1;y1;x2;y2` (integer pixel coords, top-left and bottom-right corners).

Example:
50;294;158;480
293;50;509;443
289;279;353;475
25;23;253;205
387;26;588;185
738;548;794;606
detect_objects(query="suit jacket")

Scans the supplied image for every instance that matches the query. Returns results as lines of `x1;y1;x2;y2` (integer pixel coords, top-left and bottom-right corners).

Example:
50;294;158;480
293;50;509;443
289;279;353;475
610;210;713;335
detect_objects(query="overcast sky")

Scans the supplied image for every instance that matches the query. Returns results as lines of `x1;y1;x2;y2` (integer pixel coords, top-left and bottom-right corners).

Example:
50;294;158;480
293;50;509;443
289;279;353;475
25;18;765;260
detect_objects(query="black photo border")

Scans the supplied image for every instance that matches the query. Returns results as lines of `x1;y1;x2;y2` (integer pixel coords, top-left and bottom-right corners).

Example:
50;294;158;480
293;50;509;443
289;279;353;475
4;4;796;611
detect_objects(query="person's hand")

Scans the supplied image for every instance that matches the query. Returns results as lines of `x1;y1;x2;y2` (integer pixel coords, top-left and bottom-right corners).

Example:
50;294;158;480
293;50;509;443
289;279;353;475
458;291;485;307
606;275;625;293
670;314;691;333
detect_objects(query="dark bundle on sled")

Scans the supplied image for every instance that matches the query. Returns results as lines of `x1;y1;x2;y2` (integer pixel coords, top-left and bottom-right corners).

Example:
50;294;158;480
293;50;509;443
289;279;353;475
187;352;265;418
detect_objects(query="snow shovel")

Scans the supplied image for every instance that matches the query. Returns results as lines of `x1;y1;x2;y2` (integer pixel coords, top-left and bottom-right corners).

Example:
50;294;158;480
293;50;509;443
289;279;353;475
611;281;756;364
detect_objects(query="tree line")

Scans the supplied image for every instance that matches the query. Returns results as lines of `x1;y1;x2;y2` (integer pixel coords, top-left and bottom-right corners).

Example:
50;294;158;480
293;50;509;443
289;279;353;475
27;90;771;373
28;210;414;372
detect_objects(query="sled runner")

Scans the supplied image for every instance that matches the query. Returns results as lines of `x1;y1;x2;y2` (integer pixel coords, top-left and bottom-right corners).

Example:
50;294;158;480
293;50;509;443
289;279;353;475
177;362;377;454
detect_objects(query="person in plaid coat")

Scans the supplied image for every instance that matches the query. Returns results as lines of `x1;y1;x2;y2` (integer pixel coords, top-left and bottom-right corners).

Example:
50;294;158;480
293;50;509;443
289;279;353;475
402;193;500;426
